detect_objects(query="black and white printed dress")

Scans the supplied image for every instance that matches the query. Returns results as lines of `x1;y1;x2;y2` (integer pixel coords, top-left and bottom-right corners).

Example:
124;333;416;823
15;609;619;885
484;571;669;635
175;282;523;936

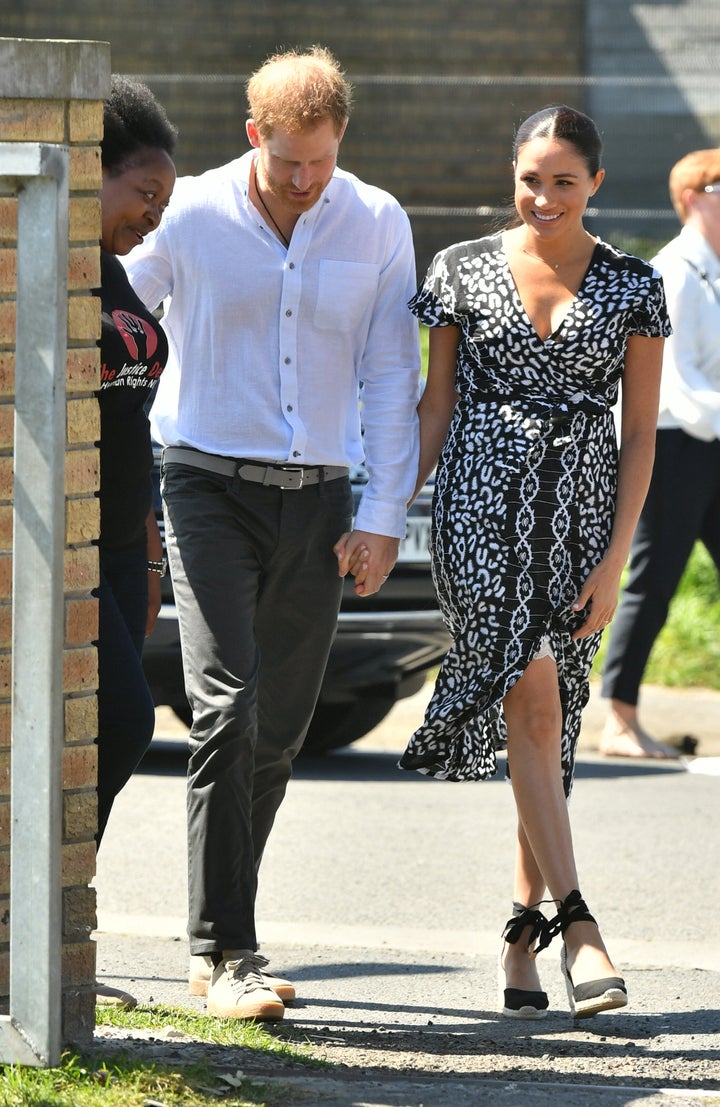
399;233;671;794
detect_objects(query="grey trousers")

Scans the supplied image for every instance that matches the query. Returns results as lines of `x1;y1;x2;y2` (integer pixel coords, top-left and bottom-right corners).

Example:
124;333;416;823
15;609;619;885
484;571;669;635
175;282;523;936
161;461;353;954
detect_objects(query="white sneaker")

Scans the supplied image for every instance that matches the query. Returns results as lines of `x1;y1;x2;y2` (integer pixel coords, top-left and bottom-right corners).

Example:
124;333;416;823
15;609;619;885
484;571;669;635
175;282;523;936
206;953;286;1020
190;952;295;1002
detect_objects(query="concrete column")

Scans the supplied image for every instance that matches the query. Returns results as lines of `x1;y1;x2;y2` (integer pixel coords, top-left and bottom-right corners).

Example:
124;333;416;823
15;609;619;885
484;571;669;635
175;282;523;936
0;36;109;1046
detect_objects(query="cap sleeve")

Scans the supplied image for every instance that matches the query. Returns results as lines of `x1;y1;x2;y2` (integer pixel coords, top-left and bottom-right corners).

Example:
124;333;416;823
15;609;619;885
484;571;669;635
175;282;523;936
630;269;673;339
408;248;461;327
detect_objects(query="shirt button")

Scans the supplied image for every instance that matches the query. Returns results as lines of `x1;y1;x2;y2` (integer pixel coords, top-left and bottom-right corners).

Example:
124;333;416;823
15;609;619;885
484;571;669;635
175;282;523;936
292;450;301;457
286;309;292;317
286;404;293;412
288;262;295;269
284;357;291;364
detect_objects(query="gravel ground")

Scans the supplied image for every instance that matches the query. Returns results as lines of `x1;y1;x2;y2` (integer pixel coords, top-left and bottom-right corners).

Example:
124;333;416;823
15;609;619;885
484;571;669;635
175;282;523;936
92;1016;720;1107
91;940;720;1106
89;687;720;1105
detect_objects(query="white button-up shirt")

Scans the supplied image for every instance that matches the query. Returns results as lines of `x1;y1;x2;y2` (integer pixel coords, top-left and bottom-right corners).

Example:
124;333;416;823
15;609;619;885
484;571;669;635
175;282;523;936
123;151;421;537
654;224;720;441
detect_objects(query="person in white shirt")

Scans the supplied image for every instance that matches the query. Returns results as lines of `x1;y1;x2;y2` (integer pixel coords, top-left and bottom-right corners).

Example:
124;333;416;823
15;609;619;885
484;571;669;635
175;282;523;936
600;148;720;758
124;46;421;1019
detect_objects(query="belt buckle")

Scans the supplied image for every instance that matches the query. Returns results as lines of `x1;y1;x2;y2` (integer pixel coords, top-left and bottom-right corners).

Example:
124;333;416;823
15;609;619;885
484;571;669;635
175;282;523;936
277;465;304;490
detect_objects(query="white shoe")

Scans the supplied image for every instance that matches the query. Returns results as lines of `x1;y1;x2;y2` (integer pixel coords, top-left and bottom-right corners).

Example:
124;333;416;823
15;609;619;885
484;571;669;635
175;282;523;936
190;952;295;1002
206;953;286;1020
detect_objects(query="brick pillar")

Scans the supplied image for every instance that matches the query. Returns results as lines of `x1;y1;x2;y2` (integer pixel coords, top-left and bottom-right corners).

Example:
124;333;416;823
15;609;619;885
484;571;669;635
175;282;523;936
0;37;109;1043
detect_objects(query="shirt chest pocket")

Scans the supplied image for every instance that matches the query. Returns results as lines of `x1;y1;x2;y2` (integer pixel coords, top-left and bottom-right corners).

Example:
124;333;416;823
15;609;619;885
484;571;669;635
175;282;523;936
314;260;380;332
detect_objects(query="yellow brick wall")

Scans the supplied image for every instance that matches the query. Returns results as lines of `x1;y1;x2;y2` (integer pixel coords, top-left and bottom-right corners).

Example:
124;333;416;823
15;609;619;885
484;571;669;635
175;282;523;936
0;37;109;1044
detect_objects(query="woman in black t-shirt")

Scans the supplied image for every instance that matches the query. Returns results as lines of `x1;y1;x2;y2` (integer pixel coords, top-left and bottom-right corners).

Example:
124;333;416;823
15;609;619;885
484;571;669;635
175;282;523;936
95;77;176;1007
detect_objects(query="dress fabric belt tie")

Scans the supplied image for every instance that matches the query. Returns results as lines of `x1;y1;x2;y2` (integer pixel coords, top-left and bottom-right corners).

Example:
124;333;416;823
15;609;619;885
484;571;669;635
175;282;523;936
465;388;610;433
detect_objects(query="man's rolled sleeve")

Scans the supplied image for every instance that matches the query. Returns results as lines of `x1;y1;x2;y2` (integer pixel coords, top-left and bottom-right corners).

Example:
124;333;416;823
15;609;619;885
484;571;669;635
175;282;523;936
354;207;421;538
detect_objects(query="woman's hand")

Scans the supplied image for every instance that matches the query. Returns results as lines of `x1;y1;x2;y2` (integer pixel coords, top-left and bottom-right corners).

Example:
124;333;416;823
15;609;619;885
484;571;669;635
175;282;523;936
334;530;399;596
570;555;624;640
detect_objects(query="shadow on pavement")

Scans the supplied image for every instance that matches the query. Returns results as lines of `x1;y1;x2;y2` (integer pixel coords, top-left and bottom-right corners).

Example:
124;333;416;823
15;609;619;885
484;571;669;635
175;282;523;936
291;749;684;784
138;741;686;784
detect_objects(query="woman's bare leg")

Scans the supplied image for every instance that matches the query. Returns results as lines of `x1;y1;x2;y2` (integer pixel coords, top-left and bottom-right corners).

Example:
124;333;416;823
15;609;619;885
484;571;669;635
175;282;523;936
503;657;620;986
501;821;546;992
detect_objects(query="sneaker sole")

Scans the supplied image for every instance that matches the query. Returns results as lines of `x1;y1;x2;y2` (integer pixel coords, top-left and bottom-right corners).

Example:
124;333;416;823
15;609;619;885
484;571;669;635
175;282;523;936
206;997;285;1020
190;977;296;1003
267;983;296;1004
95;983;138;1010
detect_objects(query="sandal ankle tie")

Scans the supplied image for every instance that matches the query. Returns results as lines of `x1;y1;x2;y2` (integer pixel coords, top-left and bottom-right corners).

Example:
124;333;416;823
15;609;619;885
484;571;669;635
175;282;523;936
535;889;597;955
503;899;555;955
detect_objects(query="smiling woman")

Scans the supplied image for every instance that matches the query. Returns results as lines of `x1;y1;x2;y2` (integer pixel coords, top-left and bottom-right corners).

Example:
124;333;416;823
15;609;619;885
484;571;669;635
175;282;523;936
94;76;177;1010
100;153;175;255
399;103;672;1023
101;79;176;256
503;110;605;340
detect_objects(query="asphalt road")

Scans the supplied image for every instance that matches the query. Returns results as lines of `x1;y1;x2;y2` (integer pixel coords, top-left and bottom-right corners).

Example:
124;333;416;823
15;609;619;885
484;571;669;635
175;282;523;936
93;681;720;1105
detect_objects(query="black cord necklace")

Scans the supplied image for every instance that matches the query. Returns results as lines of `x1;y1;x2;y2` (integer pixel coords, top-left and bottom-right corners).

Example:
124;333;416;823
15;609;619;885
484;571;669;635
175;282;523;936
254;171;290;248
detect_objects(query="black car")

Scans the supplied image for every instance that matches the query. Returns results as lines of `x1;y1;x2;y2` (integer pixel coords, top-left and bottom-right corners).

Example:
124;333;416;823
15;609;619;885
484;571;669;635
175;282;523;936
142;455;450;754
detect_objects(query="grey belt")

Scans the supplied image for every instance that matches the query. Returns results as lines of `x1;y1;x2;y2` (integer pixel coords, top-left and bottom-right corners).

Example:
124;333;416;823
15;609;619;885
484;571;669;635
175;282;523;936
163;446;349;490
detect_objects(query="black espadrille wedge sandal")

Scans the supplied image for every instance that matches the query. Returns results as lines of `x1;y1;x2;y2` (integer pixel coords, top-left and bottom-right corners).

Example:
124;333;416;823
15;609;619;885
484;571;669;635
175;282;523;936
548;890;628;1019
499;901;550;1019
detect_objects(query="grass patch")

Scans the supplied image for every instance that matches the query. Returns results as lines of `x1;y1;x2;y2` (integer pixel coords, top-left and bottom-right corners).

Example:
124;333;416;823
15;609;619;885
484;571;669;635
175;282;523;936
0;1052;269;1106
0;1005;320;1107
95;1004;315;1057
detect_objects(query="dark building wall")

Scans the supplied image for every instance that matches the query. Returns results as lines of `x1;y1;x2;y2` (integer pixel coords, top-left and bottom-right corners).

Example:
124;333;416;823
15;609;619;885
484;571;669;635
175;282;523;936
1;0;585;273
0;0;584;75
5;3;720;265
585;0;719;249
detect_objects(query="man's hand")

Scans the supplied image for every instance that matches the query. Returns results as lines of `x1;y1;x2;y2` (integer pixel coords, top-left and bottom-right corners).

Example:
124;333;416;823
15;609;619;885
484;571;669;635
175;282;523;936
334;530;400;596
